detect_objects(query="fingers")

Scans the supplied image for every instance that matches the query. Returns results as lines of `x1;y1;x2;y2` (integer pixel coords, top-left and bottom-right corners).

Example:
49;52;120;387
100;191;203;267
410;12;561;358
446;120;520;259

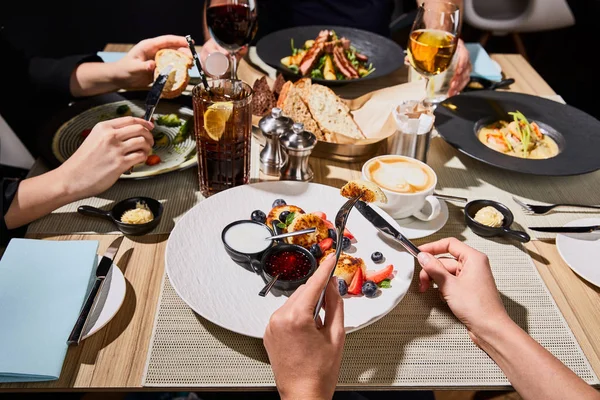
419;237;475;260
123;150;148;167
122;136;152;156
298;253;337;306
106;116;154;130
418;257;459;292
115;124;154;145
137;35;190;58
324;277;344;336
417;252;454;290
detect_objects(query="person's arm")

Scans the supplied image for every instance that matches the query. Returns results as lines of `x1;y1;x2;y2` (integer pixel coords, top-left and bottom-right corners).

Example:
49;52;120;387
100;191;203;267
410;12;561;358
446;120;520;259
264;254;345;400
3;117;154;230
417;239;600;400
69;35;191;97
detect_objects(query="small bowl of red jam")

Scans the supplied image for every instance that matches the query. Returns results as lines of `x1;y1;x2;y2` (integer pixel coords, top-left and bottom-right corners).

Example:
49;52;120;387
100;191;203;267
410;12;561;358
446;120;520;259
260;244;317;291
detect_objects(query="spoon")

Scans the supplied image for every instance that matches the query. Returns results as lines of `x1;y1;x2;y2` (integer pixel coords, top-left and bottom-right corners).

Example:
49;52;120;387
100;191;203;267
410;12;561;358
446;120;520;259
259;273;280;297
264;227;316;241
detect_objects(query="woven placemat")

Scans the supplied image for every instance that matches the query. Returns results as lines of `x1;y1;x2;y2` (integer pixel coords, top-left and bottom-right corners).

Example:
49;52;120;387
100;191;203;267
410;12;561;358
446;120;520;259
142;207;599;388
27;138;261;235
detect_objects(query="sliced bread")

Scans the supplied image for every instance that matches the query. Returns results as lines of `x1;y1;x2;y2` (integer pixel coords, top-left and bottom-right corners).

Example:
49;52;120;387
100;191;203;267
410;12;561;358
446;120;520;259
281;85;325;140
306;84;365;141
154;49;192;99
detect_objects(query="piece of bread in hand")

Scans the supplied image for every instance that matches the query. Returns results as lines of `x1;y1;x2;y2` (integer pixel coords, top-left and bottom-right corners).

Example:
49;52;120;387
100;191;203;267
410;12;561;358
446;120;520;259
281;84;325;140
154;49;192;99
341;179;387;203
306;84;365;142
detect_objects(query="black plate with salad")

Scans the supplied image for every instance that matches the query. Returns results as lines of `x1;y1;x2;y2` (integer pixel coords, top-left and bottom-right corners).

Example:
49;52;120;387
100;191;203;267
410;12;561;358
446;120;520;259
256;25;404;86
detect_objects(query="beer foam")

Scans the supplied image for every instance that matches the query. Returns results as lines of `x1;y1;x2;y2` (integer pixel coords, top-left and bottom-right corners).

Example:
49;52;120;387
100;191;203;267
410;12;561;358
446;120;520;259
368;158;434;194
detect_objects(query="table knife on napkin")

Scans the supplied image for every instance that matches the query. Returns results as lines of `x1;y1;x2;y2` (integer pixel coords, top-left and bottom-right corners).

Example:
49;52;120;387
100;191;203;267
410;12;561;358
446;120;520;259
67;236;124;345
529;226;600;233
124;64;173;175
355;201;421;258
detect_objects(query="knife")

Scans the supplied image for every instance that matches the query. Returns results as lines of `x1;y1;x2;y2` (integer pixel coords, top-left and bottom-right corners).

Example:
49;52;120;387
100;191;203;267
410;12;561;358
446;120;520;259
355;201;421;258
124;64;173;175
67;236;124;345
143;64;173;121
529;226;600;233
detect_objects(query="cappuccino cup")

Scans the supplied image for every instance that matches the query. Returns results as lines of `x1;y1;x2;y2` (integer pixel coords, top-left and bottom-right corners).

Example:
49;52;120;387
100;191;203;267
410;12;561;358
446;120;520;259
362;155;441;221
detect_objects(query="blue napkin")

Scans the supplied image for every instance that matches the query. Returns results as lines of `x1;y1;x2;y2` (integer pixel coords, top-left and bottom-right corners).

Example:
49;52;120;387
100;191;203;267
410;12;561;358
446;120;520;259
465;43;502;82
97;51;200;78
0;239;99;382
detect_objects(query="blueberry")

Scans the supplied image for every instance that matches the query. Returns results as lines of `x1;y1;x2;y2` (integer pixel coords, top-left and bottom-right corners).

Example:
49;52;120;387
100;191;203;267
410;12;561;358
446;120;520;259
362;280;378;298
251;210;266;223
338;279;348;296
341;236;351;250
371;251;384;263
279;210;290;222
272;198;287;207
309;243;323;258
328;228;337;241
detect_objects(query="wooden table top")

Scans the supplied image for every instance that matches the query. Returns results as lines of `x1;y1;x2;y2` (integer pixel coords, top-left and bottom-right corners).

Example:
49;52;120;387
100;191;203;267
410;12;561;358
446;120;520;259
2;46;599;391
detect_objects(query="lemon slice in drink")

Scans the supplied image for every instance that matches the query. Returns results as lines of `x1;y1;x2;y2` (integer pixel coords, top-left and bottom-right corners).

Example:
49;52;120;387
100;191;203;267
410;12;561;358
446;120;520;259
203;102;233;141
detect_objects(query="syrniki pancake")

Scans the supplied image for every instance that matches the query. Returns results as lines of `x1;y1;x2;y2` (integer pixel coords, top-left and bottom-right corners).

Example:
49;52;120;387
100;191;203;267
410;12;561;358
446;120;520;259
320;249;367;285
340;179;387;203
266;205;305;228
286;213;329;248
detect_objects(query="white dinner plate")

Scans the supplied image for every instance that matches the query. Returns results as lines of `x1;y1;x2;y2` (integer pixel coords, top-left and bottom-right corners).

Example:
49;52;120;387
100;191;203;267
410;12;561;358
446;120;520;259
556;218;600;288
166;181;414;338
81;263;127;340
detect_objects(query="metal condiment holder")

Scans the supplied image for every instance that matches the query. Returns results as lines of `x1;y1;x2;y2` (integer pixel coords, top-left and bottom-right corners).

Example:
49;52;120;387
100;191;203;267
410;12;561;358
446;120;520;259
258;108;293;176
279;122;317;181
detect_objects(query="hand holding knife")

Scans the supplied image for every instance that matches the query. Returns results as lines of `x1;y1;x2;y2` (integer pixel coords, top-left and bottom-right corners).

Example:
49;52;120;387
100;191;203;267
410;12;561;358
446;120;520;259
68;236;124;345
124;64;173;175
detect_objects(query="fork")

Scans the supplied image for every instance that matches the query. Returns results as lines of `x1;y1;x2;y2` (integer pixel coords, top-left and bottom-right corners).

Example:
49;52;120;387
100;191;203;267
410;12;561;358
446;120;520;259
313;195;361;320
513;196;600;215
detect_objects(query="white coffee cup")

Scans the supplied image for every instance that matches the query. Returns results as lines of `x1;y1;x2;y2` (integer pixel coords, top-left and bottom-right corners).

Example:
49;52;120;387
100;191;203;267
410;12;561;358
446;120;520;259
362;155;441;221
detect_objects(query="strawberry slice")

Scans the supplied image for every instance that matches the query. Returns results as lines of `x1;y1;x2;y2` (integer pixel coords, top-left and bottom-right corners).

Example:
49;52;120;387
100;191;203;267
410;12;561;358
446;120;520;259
318;238;333;253
312;211;327;220
348;268;364;295
322;219;335;230
343;227;355;240
365;264;394;284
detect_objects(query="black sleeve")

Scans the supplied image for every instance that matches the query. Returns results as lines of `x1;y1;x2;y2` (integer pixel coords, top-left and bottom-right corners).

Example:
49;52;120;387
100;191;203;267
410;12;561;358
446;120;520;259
28;53;103;99
1;178;27;247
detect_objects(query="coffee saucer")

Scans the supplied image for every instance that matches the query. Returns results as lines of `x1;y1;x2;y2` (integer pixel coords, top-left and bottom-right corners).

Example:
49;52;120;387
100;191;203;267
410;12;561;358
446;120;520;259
394;200;449;239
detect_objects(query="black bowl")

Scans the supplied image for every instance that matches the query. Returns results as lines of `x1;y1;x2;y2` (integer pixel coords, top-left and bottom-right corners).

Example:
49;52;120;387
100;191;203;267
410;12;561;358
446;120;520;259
260;244;317;291
77;197;163;236
256;25;404;86
221;220;274;273
465;200;530;243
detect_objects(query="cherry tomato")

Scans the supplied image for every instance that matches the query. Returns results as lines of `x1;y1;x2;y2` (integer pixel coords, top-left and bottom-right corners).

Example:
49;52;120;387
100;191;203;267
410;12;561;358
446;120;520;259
145;154;161;166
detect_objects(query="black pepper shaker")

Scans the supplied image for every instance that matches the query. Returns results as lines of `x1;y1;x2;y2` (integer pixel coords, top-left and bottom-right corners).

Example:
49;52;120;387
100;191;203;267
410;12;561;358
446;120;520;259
258;108;293;176
279;122;317;181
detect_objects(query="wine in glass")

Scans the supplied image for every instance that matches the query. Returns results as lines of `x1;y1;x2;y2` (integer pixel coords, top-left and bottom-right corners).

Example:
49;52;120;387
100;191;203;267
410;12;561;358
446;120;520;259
407;2;460;107
206;0;258;79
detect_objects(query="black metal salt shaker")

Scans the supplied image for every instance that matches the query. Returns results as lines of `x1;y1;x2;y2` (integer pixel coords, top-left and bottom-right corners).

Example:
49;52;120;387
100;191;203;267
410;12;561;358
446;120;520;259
279;122;317;181
258;108;293;176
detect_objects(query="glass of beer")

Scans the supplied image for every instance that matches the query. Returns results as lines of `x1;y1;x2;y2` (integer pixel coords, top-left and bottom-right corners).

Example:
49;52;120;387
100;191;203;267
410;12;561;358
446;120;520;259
192;79;253;197
407;2;460;107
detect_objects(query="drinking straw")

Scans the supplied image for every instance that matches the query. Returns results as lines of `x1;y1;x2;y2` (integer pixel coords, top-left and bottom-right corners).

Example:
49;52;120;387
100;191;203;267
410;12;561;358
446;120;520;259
185;35;211;92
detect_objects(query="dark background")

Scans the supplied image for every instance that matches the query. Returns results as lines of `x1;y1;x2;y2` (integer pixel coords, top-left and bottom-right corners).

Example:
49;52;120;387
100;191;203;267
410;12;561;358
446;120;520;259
1;0;597;119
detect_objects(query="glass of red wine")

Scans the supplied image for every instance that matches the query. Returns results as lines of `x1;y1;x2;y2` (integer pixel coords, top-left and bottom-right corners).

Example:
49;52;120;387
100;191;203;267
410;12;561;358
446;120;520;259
206;0;258;79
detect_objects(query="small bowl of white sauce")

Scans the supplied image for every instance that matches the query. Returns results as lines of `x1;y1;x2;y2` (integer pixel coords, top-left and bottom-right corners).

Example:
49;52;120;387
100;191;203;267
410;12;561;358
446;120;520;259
221;220;275;270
